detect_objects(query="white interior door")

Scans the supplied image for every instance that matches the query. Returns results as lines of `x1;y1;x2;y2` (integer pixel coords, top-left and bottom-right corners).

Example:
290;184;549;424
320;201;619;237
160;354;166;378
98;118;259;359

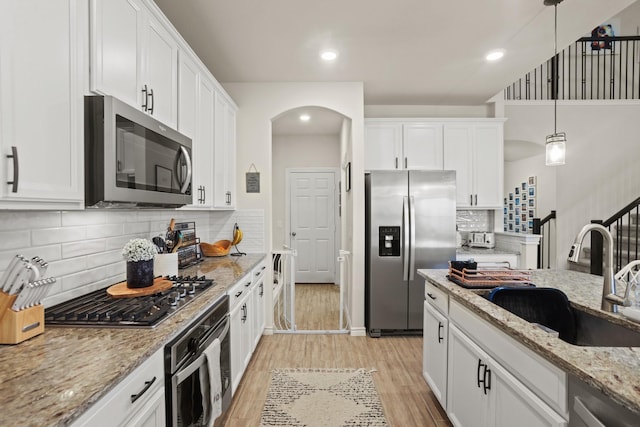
288;170;337;283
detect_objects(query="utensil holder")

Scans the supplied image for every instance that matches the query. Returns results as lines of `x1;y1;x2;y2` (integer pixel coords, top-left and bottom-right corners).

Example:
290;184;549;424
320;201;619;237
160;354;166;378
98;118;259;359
0;291;44;344
154;253;178;277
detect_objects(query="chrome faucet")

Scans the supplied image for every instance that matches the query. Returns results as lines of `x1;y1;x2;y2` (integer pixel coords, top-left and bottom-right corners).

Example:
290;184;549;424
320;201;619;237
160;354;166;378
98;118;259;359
568;223;626;313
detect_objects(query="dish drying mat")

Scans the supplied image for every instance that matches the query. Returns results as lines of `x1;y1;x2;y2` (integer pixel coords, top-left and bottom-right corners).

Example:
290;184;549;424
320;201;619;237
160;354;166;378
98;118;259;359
447;265;534;289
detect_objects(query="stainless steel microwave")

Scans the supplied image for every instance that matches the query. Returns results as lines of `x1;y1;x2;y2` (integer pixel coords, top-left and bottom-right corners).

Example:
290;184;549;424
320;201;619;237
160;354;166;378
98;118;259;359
84;95;192;208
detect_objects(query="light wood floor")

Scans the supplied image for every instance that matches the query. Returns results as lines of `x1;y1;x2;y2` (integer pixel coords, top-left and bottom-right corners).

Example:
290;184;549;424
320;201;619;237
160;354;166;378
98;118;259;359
274;283;342;331
220;334;452;427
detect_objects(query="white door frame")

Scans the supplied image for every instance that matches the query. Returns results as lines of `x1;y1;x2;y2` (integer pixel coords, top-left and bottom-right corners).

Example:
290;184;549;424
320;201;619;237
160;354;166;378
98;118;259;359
285;167;341;284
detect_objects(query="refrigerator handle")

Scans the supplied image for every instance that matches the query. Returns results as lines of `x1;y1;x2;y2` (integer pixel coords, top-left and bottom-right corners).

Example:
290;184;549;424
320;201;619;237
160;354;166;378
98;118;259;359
403;196;410;281
409;196;416;280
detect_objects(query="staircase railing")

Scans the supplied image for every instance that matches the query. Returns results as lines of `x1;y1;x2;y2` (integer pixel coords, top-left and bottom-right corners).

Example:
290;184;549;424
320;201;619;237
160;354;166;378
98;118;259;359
505;36;640;101
533;210;556;269
590;197;640;276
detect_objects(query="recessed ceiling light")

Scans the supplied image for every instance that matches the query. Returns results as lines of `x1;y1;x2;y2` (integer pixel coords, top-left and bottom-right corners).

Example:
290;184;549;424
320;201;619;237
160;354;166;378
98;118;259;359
300;114;311;122
485;49;506;61
320;50;338;61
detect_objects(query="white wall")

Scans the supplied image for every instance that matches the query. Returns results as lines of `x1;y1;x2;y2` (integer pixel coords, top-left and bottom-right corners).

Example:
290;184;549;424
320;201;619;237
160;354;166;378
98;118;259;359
505;101;640;268
365;104;491;118
271;134;340;249
223;82;366;334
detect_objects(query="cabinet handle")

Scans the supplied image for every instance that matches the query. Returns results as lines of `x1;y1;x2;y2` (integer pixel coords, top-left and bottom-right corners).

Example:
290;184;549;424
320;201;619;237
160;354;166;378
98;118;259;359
427;292;436;300
226;191;231;205
130;376;156;403
470;194;473;205
404;157;408;169
437;322;443;343
202;185;206;203
148;88;154;114
141;84;148;111
245;281;251;287
259;283;263;297
483;367;491;395
241;303;247;322
6;146;18;193
474;194;477;206
395;157;398;169
476;359;485;388
235;291;242;298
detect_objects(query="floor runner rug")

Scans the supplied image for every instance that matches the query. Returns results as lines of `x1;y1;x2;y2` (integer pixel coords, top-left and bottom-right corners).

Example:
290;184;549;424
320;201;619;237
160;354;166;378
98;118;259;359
259;368;389;427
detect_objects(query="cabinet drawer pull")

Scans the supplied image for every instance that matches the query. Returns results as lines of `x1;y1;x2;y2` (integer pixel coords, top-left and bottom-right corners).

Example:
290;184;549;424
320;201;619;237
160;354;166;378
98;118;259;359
474;194;477;206
148;88;154;114
245;281;251;287
476;359;484;388
235;291;242;298
483;367;491;395
141;84;148;111
130;376;156;403
470;194;473;205
404;157;407;169
202;185;206;203
427;292;436;300
395;157;398;169
7;146;18;193
437;322;444;343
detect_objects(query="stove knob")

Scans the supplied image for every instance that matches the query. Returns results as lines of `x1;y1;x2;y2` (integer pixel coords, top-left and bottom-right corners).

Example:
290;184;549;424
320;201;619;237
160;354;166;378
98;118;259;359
169;291;180;306
187;283;196;295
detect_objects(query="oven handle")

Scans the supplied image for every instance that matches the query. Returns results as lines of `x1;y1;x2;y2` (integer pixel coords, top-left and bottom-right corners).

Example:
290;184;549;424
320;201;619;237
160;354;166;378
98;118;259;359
174;317;229;384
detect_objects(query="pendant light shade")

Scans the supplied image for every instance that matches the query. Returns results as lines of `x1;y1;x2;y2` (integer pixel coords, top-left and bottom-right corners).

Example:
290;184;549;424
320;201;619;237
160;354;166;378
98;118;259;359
545;132;566;165
545;0;566;166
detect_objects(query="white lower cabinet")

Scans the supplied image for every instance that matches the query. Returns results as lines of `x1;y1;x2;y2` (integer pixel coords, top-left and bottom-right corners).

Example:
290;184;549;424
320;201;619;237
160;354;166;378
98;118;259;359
423;300;448;407
229;258;267;394
423;280;568;427
71;348;165;427
448;324;566;427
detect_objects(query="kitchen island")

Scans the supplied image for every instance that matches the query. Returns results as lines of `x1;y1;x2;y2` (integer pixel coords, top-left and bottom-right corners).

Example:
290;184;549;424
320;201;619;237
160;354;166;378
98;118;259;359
419;268;640;417
0;254;265;427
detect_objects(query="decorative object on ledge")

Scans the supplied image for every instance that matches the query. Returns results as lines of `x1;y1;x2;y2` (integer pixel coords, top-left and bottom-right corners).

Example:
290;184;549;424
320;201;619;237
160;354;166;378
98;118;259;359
122;238;157;288
545;0;566;166
246;163;260;193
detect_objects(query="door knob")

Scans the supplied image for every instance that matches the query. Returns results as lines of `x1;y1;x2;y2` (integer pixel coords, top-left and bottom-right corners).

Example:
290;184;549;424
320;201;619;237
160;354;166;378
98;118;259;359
291;232;297;237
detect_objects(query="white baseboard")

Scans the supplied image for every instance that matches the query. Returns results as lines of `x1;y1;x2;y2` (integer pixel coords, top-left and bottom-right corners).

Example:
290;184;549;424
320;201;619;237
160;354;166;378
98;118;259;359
262;326;274;335
350;326;367;337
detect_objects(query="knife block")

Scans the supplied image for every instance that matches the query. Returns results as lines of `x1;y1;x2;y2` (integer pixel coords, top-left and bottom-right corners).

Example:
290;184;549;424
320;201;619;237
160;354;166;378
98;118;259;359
0;291;44;344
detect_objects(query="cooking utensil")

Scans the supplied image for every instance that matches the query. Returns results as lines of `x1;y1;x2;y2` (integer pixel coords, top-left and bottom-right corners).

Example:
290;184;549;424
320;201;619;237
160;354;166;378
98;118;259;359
9;264;32;296
171;231;184;253
152;236;167;254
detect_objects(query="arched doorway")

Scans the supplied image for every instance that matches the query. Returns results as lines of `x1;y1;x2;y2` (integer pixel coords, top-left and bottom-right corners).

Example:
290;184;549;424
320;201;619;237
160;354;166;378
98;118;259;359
271;106;349;333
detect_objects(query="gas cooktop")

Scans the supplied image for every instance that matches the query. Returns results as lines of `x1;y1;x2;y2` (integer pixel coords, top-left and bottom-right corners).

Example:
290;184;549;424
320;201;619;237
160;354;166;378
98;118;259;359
45;275;216;328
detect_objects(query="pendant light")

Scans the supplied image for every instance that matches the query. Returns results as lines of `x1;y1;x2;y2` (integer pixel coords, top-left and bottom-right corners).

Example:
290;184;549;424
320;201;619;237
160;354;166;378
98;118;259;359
545;0;566;166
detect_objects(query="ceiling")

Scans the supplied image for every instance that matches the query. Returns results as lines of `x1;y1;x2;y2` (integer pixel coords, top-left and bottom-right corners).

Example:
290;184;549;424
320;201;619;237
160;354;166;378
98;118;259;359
155;0;635;106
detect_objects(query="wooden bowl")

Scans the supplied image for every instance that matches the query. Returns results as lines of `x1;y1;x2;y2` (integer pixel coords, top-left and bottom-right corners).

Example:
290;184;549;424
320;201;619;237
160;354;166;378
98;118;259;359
201;240;232;257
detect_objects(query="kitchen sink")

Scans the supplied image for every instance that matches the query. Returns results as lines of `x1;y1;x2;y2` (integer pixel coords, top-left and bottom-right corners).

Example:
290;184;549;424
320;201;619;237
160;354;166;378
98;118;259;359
482;287;640;347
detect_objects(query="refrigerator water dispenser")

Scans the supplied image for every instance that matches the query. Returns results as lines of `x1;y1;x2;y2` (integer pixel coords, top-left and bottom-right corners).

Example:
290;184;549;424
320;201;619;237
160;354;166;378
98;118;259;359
379;226;400;256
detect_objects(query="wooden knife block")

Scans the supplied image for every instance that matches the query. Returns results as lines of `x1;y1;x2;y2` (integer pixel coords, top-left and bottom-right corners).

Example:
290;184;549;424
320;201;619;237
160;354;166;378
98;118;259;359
0;291;44;344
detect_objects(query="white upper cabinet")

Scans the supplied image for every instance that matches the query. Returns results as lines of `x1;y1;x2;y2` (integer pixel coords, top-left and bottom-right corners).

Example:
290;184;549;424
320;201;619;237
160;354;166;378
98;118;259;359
0;0;84;208
403;123;444;170
91;0;178;128
364;120;443;170
364;122;402;170
443;121;504;209
214;92;237;209
193;73;215;208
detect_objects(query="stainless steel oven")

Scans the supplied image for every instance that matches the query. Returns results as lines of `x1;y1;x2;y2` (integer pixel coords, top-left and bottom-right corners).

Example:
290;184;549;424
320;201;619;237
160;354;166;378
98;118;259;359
165;295;231;427
85;95;193;208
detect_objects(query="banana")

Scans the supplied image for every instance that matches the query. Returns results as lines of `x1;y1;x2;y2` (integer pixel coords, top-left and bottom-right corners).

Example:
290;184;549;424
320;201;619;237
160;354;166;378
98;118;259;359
232;223;243;245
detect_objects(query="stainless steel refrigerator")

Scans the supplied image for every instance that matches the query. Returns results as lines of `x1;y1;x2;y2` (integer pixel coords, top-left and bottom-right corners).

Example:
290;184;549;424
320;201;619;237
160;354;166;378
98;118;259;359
365;170;456;336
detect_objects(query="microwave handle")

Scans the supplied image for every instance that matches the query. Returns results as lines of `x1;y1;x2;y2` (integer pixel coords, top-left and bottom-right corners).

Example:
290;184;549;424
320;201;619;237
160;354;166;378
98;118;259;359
174;146;192;194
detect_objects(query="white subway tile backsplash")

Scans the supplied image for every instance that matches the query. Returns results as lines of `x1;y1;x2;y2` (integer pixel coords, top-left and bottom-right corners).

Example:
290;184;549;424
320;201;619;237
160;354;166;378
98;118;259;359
0;230;31;250
61;210;106;226
62;239;107;258
0;211;61;230
0;208;264;303
32;226;86;246
86;223;124;239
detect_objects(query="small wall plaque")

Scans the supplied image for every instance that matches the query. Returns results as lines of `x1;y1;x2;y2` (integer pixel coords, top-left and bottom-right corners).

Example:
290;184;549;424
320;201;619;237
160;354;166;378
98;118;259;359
246;163;260;193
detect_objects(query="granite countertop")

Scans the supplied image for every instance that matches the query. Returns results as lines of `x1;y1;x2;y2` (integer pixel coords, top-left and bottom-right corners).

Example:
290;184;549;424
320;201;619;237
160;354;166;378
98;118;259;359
418;268;640;415
0;253;265;427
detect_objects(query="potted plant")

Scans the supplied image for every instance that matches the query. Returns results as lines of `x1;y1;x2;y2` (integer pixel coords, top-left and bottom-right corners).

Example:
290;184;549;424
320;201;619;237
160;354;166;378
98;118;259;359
122;238;157;288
